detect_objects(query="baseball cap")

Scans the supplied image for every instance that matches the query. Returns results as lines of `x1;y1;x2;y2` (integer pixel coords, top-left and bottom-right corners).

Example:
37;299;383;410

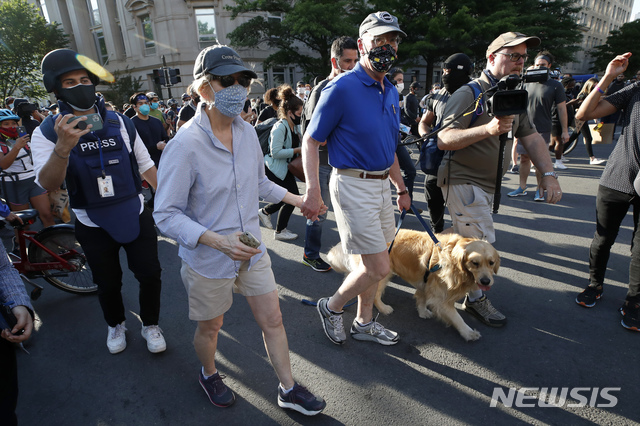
193;45;258;80
181;92;190;100
486;32;540;58
410;81;422;89
359;11;406;38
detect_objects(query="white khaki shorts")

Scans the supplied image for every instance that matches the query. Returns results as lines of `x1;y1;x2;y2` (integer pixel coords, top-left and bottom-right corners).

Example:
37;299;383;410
329;170;396;254
180;252;277;321
442;183;496;243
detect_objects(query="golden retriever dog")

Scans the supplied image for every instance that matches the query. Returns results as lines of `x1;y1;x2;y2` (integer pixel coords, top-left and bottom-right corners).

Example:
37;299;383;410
327;229;500;341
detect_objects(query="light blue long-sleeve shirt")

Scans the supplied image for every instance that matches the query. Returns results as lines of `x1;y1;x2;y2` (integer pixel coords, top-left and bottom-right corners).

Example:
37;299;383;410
153;104;287;279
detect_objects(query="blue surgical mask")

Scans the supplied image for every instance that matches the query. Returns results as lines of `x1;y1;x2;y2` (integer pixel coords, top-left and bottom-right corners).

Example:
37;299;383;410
150;102;159;110
208;82;247;118
139;104;151;115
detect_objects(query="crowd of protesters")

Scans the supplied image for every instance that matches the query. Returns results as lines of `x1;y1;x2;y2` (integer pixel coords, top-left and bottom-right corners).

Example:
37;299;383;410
4;9;640;425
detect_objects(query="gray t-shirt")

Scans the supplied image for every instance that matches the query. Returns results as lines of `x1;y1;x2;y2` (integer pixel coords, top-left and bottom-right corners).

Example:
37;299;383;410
525;79;566;133
600;81;640;194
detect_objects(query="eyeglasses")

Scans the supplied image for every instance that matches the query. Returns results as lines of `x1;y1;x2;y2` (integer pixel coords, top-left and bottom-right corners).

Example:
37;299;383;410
212;74;253;88
495;52;529;62
371;35;402;47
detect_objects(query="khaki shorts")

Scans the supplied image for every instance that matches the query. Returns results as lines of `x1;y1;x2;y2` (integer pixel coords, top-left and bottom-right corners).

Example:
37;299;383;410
442;183;496;243
180;253;277;321
329;170;396;254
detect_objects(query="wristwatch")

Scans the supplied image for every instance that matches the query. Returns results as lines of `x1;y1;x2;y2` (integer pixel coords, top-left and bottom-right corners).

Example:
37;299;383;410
542;171;558;179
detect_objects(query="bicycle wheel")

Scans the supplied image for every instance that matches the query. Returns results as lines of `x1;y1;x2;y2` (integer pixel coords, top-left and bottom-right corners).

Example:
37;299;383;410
27;227;97;294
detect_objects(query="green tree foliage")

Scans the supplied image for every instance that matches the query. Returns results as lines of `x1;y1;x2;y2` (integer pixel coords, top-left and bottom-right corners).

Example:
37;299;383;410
226;0;367;82
228;0;583;90
590;20;640;76
100;67;143;110
0;0;68;101
370;0;582;88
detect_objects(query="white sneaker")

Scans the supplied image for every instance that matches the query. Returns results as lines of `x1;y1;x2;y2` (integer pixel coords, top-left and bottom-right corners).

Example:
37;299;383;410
590;158;606;165
107;322;127;354
274;229;298;240
141;325;167;353
554;161;567;170
258;209;273;229
561;155;569;162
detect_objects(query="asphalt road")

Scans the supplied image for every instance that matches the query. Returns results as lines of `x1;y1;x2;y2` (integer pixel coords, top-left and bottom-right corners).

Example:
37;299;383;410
10;134;640;426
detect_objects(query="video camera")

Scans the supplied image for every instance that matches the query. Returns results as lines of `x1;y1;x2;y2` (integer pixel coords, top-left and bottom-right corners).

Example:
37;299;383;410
485;67;549;116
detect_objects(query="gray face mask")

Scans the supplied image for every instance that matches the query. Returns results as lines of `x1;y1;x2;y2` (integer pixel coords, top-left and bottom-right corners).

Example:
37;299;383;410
208;82;247;117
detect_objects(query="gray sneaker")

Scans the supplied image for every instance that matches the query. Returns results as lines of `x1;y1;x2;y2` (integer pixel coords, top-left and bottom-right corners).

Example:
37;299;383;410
350;315;399;345
462;295;507;327
258;208;273;229
317;297;346;345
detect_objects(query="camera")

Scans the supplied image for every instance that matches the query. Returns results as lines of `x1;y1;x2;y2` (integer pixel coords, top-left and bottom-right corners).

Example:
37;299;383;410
485;68;549;116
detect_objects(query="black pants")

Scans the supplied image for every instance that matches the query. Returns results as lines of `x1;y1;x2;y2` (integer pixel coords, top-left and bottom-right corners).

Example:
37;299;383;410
263;168;300;232
424;175;445;233
75;207;162;327
589;185;640;302
0;338;18;426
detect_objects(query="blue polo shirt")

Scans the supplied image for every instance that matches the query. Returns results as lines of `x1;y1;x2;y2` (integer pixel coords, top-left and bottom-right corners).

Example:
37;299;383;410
306;62;400;171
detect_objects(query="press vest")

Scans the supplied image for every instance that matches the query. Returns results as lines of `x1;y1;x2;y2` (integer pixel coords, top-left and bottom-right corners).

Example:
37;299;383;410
40;111;142;209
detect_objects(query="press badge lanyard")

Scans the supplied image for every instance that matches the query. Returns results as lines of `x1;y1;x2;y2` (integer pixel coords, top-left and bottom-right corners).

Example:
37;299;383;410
96;135;115;198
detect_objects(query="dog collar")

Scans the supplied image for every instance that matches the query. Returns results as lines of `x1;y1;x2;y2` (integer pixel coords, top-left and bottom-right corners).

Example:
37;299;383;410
423;264;442;283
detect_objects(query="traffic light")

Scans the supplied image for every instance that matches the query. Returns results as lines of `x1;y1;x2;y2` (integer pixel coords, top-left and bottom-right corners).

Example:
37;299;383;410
170;68;181;85
152;69;165;86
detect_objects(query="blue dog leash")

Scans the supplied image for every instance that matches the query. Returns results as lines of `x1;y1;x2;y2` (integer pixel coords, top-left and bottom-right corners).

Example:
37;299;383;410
389;203;442;283
389;203;441;253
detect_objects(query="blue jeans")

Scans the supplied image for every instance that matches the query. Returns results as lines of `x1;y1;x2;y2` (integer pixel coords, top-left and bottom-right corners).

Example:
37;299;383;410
304;165;332;259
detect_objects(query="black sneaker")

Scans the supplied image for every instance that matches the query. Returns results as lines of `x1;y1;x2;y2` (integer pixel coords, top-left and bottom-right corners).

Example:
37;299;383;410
199;370;236;407
576;285;603;308
302;255;332;272
620;302;640;332
277;383;326;416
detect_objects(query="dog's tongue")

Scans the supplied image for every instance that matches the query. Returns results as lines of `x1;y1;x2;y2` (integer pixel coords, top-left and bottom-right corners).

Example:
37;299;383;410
477;284;491;292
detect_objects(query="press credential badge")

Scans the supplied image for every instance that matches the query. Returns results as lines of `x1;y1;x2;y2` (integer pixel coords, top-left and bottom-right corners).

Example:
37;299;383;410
98;175;115;197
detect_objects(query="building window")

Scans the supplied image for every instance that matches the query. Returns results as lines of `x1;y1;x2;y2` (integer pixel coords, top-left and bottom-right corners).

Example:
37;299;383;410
93;29;109;65
87;0;101;26
141;14;156;55
267;12;283;24
264;66;296;89
196;8;218;49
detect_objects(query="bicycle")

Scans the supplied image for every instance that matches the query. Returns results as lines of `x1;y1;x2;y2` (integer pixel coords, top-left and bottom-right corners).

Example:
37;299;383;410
6;209;96;300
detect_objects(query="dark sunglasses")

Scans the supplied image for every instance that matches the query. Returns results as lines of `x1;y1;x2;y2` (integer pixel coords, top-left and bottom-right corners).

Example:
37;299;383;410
213;74;252;88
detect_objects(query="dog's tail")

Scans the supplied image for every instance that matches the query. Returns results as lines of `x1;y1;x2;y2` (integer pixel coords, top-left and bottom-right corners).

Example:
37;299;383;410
327;243;353;273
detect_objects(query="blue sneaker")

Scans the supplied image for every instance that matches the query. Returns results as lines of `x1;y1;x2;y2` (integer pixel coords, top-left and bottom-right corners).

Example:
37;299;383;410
534;189;545;202
507;187;527;197
278;383;326;416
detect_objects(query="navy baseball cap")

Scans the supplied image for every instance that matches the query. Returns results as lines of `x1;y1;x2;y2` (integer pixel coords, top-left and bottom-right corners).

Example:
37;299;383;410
193;45;258;79
359;11;406;38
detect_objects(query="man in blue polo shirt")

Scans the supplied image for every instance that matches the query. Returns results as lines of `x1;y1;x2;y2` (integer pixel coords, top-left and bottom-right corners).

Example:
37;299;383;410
301;11;411;346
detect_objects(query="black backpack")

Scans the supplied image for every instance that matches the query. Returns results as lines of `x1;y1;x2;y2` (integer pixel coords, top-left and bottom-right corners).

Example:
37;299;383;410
254;117;279;155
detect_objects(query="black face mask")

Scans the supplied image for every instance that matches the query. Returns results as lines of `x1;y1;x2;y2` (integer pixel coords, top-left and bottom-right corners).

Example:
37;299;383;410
292;114;301;126
58;84;96;111
367;44;397;74
442;72;470;95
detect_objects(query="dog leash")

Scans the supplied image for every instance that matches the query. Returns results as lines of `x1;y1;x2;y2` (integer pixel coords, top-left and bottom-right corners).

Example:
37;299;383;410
389;203;442;284
389;203;441;253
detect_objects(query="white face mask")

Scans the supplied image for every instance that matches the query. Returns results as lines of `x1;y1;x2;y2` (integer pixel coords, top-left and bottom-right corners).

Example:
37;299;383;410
396;82;405;92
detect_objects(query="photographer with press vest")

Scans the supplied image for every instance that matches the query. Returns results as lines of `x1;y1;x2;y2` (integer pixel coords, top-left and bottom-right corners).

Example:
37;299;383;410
31;48;166;355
